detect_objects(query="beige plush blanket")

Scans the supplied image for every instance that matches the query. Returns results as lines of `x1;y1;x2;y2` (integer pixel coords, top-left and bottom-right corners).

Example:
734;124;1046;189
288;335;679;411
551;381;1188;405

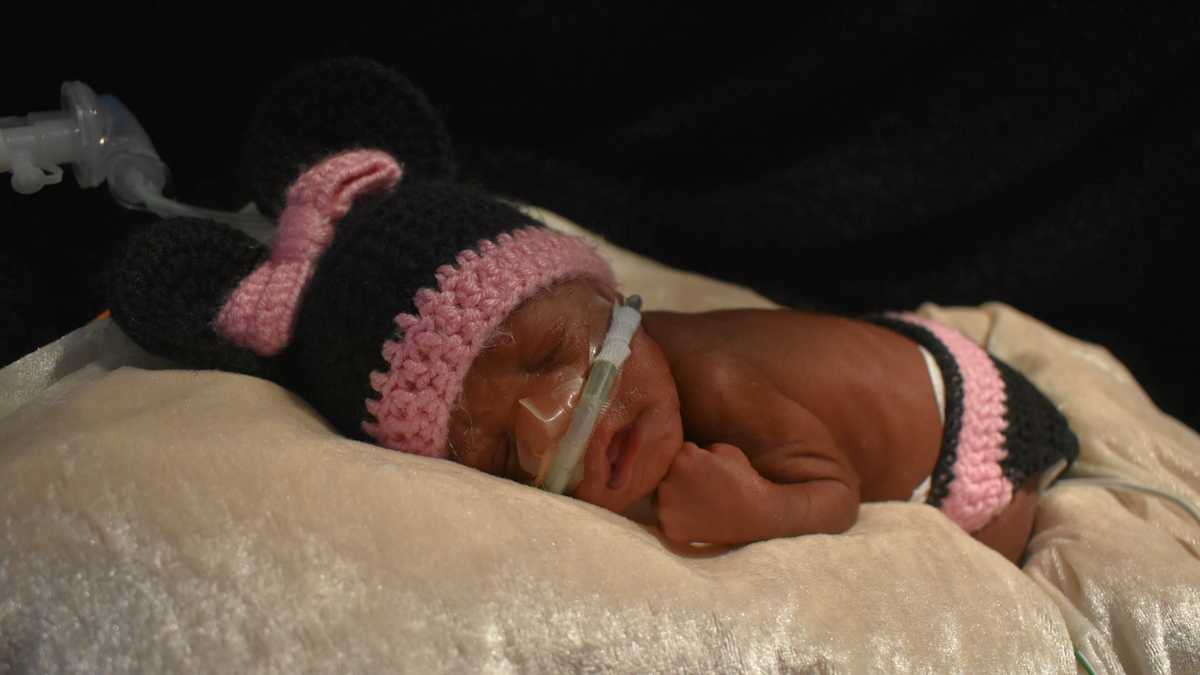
2;212;1198;673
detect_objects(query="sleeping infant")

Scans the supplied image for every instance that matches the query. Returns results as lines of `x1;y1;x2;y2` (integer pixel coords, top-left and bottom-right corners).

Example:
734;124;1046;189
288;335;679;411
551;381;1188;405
112;149;1078;565
448;278;1078;563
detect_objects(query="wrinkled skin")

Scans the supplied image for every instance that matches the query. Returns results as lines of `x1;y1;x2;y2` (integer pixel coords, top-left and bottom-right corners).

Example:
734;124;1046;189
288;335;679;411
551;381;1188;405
448;280;684;516
447;279;1037;563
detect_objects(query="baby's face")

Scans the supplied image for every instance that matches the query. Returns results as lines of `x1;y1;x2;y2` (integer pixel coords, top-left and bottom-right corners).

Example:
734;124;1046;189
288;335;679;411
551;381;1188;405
448;279;683;514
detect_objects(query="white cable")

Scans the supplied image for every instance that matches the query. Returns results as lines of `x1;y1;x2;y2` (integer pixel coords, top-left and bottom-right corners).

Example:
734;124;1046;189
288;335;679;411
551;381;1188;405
126;169;273;229
122;168;275;243
1056;477;1200;525
3;81;275;241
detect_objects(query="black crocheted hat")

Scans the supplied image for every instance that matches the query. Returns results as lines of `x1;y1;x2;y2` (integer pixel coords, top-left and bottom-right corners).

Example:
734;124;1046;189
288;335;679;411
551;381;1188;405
110;58;614;458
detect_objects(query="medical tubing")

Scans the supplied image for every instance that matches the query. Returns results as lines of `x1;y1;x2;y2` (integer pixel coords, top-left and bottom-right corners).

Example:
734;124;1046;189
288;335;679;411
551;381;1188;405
1075;649;1098;675
1056;477;1200;525
541;296;642;494
1058;477;1195;674
3;81;273;234
541;366;617;493
123;167;274;230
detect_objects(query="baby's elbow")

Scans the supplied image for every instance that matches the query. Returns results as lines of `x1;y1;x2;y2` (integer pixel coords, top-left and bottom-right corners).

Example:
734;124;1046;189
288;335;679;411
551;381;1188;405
809;484;859;535
828;491;860;534
815;476;861;535
781;479;860;536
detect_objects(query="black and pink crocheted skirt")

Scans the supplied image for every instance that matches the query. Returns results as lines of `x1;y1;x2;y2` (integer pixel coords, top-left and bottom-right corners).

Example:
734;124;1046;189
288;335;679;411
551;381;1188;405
870;313;1079;532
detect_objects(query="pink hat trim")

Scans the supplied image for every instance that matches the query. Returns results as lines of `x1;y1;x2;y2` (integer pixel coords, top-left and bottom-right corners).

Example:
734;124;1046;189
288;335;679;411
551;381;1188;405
215;150;403;356
893;313;1012;532
363;227;614;457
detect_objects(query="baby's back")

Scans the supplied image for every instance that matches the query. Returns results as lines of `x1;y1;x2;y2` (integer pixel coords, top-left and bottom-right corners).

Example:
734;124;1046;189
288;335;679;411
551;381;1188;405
641;309;944;501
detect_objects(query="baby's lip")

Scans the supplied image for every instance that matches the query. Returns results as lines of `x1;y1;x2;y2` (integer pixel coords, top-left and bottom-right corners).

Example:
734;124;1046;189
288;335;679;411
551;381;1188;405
584;420;617;489
603;410;645;491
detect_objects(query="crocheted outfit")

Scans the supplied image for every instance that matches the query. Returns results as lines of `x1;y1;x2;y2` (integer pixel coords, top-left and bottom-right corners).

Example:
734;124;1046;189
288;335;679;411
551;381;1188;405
870;313;1079;533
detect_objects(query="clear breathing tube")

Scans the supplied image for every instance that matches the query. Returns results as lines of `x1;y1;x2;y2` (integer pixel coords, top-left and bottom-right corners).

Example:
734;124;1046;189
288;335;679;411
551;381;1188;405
1;81;272;236
1054;477;1200;525
527;295;642;495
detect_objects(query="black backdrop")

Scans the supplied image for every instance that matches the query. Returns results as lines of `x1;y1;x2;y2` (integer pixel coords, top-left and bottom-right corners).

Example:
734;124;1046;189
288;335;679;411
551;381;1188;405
4;2;1198;430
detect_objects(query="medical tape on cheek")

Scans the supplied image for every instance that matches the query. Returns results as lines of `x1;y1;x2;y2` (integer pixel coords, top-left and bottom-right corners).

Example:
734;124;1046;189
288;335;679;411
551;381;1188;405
512;293;609;482
516;376;584;480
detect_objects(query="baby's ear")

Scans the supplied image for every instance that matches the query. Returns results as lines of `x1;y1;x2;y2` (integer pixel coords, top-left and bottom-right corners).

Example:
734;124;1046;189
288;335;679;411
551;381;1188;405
242;57;457;218
108;218;275;378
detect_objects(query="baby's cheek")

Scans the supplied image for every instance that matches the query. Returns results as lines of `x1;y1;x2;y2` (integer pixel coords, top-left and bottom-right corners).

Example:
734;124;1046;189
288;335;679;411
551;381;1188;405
445;407;488;471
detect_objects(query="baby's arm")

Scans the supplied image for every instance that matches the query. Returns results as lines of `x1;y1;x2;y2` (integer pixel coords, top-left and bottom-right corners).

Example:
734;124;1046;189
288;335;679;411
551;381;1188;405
656;359;861;545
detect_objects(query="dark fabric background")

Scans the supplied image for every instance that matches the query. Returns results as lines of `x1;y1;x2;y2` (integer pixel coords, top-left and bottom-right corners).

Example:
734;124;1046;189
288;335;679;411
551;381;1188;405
4;2;1197;429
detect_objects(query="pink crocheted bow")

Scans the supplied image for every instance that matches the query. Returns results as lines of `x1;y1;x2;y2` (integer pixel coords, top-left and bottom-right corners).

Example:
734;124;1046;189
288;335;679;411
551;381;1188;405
216;150;404;356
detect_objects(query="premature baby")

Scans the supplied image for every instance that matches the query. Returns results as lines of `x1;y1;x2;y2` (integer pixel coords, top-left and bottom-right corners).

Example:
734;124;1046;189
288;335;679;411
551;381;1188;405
449;278;1078;563
113;149;1078;565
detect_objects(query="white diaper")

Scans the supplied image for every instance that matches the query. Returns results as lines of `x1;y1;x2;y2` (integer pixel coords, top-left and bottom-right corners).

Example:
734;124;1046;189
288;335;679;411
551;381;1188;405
908;346;944;504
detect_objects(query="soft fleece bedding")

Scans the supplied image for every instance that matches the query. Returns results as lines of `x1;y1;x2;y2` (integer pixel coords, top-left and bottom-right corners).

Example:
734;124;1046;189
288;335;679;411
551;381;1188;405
2;212;1197;673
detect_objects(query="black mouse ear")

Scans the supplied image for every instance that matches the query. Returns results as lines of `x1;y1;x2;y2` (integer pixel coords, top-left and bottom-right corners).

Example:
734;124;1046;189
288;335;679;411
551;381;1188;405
242;57;457;218
109;218;275;378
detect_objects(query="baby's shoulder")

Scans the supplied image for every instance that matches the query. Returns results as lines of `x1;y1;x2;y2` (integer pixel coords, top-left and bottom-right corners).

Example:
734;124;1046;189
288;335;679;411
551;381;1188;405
669;345;795;424
670;345;754;397
646;308;836;410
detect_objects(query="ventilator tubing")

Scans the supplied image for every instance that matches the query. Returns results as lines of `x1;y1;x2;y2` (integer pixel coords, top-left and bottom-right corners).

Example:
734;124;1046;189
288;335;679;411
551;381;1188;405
538;296;642;495
2;81;271;235
1;81;166;198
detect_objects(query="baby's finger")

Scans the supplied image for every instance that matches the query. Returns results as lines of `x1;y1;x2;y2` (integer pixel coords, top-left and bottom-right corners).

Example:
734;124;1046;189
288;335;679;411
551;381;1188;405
706;442;744;457
671;441;705;467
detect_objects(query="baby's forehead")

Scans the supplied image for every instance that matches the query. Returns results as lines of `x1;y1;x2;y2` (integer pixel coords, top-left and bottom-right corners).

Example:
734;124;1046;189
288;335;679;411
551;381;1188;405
537;277;616;305
505;278;615;331
450;278;618;460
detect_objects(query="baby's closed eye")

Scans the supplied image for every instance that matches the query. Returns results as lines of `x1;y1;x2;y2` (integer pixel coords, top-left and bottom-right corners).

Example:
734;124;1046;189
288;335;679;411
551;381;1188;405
527;323;568;374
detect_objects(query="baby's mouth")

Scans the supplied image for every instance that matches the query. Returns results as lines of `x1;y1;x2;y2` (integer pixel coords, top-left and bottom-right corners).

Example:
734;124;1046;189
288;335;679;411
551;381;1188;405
605;416;639;490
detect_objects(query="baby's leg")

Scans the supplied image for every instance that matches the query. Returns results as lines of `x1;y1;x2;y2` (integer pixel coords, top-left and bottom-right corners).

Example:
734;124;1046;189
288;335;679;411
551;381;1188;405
970;475;1040;565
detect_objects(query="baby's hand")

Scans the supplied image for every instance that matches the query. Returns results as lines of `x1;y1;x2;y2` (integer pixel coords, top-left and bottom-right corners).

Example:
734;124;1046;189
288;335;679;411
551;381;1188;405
655;442;770;545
